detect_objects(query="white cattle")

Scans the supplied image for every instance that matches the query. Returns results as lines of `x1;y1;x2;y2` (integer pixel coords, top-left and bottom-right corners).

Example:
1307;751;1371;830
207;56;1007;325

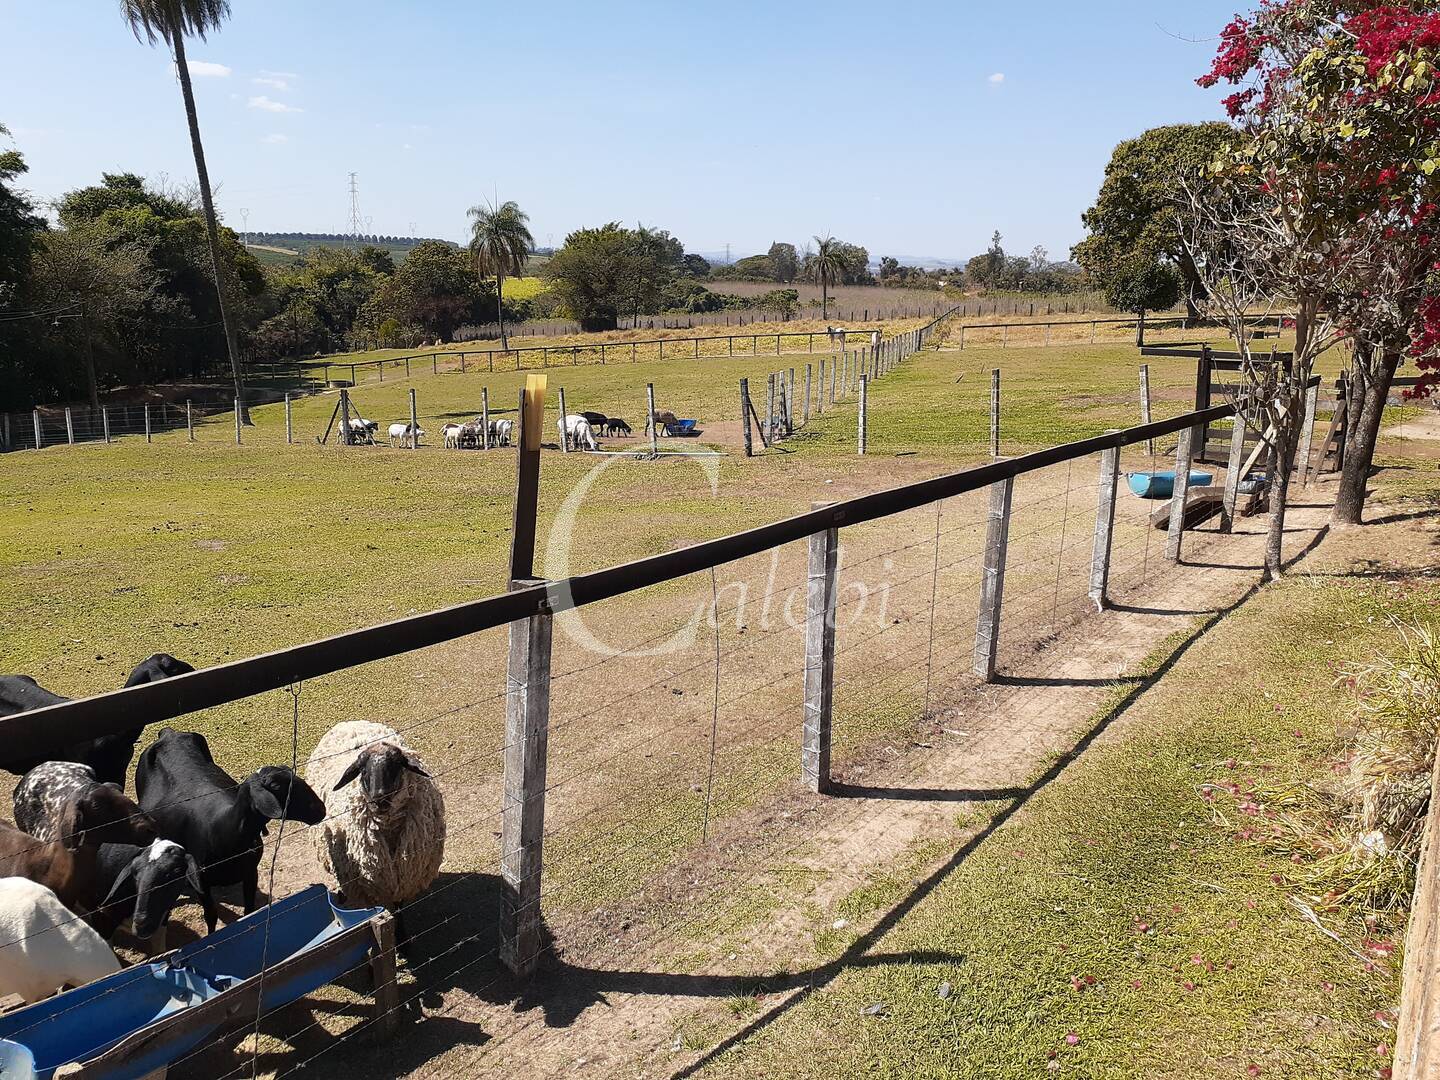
558;414;599;451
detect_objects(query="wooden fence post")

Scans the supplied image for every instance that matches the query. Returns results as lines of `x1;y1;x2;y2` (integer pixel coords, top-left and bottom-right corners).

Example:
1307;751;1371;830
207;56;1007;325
340;389;352;446
369;911;400;1037
1088;447;1120;610
409;388;419;449
1139;364;1154;455
144;405;152;443
1165;428;1196;561
101;407;110;444
804;363;813;425
1221;412;1248;534
186;400;194;442
481;388;491;450
802;505;840;794
740;379;754;457
647;383;658;455
499;576;553;980
1194;346;1213;461
990;369;1001;458
766;374;776;444
64;408;74;445
973;477;1015;681
1297;379;1319;486
1393;741;1440;1079
285;394;293;444
557;387;569;453
233;399;241;445
857;375;868;455
830;355;837;405
788;367;796;434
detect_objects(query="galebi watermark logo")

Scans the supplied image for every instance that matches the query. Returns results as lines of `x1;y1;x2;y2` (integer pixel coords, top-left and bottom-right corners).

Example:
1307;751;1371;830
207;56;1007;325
543;450;897;657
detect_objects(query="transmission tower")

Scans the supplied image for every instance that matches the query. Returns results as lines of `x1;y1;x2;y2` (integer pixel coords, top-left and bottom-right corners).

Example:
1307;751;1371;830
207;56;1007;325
347;172;364;246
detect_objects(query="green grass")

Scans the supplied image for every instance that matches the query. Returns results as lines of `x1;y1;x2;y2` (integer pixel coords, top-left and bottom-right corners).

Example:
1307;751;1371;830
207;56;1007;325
693;521;1440;1079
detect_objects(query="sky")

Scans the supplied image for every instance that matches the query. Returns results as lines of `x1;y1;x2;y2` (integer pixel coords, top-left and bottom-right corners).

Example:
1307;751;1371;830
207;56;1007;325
0;0;1245;264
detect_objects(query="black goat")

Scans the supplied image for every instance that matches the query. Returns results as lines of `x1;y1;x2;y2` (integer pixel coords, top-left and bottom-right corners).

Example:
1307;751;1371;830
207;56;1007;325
579;410;609;429
0;653;195;785
135;728;326;932
606;418;633;437
93;839;203;942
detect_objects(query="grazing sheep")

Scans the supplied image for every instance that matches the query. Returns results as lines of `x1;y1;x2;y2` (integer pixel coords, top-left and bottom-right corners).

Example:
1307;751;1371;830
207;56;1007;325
13;762;156;848
458;420;484;449
91;838;202;942
491;419;514;447
559;414;599;451
0;878;121;1004
387;422;424;447
0;653;194;785
135;729;326;932
306;721;444;941
345;417;378;445
441;423;464;449
605;418;633;438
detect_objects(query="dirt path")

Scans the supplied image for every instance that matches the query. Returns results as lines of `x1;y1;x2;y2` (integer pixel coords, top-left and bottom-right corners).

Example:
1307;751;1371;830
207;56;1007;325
375;477;1342;1079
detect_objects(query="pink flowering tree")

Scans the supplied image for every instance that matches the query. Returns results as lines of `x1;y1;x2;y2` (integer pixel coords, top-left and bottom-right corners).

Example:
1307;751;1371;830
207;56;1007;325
1196;0;1440;528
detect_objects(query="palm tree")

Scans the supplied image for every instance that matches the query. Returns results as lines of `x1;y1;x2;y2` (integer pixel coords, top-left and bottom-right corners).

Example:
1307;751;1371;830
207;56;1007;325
810;235;846;320
121;0;250;422
467;200;533;351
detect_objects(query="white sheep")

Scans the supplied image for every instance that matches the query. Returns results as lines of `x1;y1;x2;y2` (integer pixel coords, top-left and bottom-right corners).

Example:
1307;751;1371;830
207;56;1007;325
0;877;121;1004
491;419;514;447
558;414;598;451
306;722;444;940
441;423;464;449
345;417;378;445
387;422;424;447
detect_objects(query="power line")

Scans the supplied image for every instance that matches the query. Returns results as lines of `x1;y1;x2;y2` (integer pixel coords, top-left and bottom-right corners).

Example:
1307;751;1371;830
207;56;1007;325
346;172;364;246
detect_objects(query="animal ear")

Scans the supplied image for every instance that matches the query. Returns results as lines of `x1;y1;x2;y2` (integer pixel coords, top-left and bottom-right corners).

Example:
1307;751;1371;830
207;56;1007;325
334;753;367;792
184;854;203;895
402;758;432;779
101;857;139;909
59;800;86;851
247;774;286;820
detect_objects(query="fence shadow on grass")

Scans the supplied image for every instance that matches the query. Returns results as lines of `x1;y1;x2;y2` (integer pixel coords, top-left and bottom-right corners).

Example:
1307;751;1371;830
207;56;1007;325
664;523;1331;1079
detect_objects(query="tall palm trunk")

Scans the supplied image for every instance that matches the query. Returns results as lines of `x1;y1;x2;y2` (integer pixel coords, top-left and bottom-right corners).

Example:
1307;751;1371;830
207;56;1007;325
497;271;507;351
1333;348;1399;525
171;32;249;423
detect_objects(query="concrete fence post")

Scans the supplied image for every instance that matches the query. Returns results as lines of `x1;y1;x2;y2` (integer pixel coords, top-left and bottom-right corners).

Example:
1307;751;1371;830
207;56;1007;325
1221;411;1248;533
973;477;1015;681
186;400;194;442
1088;447;1121;610
804;363;813;425
857;374;868;456
32;410;43;450
766;374;776;444
101;407;111;444
802;505;840;793
482;388;491;450
788;367;796;434
829;355;837;405
285;393;293;444
409;388;419;449
234;399;241;445
1139;364;1154;455
990;369;1001;458
340;389;352;446
740;378;753;457
647;383;659;455
1297;380;1319;486
817;358;826;413
64;407;74;445
558;387;569;453
499;577;553;980
1165;428;1196;561
146;405;153;443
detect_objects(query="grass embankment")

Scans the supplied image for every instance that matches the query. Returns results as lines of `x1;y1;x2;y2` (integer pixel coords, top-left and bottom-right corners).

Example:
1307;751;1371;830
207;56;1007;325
694;469;1440;1079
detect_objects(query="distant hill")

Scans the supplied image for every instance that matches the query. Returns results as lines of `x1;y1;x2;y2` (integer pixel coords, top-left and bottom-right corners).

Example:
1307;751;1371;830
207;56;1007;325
243;232;461;266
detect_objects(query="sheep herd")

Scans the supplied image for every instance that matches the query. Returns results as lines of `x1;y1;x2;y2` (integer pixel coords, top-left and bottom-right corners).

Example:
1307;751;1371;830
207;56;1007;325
0;656;446;1006
344;408;644;453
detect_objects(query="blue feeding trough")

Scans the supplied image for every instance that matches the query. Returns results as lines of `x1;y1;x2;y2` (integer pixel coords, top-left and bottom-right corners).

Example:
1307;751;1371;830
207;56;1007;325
0;885;384;1080
1127;470;1213;499
667;419;699;436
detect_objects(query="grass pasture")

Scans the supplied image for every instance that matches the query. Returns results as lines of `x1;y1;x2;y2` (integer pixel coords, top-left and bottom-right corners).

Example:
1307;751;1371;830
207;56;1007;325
2;335;1432;1078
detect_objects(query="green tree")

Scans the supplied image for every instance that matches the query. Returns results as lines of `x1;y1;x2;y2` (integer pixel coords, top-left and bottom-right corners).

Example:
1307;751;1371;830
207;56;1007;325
542;223;685;331
362;240;483;343
467;199;533;350
808;235;846;319
1074;123;1234;323
0;124;46;410
121;0;251;421
1101;257;1181;346
767;242;798;283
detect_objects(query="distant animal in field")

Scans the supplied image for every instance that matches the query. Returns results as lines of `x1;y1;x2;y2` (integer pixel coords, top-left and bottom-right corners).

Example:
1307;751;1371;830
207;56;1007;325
650;410;679;437
605;418;633;437
826;326;847;350
559;414;599;451
387;422;424;447
441;423;464;449
458;420;484;449
345;417;378;444
580;411;608;429
489;419;514;447
0;654;194;785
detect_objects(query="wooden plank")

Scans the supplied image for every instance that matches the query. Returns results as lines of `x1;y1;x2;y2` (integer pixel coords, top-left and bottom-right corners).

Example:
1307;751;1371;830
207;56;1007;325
509;376;547;580
1393;743;1440;1079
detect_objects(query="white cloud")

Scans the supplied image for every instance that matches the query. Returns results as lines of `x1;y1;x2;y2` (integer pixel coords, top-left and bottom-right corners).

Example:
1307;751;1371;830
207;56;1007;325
988;72;1005;84
252;76;290;91
261;133;290;144
187;60;231;78
248;95;302;114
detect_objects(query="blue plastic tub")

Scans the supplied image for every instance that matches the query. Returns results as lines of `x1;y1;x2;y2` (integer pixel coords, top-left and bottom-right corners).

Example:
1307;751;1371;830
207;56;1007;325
1127;470;1214;499
0;885;383;1080
668;419;699;436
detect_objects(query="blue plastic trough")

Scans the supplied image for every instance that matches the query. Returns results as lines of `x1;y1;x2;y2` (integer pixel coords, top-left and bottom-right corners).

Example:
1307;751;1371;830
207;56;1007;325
0;885;384;1080
1126;470;1214;499
667;419;699;436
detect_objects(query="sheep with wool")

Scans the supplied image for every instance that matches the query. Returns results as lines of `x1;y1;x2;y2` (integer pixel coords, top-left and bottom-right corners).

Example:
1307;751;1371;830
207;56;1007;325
0;878;121;1004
